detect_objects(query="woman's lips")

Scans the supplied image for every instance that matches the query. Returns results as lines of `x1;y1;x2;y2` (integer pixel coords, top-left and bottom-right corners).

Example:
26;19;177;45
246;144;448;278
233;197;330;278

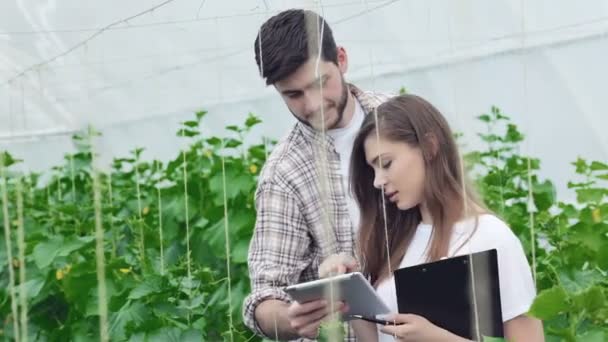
385;191;398;202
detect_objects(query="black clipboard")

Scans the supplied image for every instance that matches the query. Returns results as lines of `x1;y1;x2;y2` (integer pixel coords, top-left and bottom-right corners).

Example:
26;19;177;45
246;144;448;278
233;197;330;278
394;249;504;340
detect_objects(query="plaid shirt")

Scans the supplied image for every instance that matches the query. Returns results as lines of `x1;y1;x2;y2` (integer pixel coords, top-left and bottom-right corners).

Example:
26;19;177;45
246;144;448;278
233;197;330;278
243;84;390;341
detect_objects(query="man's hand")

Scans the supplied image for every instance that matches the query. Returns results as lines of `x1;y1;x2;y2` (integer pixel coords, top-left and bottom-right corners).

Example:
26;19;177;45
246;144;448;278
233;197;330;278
318;253;359;278
286;299;349;339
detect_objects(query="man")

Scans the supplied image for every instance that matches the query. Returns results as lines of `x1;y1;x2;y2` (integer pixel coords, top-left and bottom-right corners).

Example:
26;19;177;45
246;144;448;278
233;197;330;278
243;9;389;341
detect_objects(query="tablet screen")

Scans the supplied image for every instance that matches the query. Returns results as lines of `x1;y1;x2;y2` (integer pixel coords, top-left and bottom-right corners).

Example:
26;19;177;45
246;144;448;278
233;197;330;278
285;272;390;319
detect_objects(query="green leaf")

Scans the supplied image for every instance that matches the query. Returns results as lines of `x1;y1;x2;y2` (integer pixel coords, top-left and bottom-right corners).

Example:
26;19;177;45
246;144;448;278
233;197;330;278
181;120;199;128
0;151;20;167
195;110;208;121
193;216;210;229
589;161;608;171
109;302;147;340
16;277;46;299
57;236;95;257
231;239;249;264
245;114;262;128
569;222;606;252
528;286;570;320
128;276;163;299
477;114;491;123
576;188;605;203
206;137;222;147
225;125;240;132
224;138;243;149
146;327;182;342
32;237;63;269
505;124;524;143
558;269;605;293
176;128;199;137
572;286;606;313
577;329;606;342
180;329;204;342
209;171;252;203
573;157;588;174
533;180;556;211
249;145;267;160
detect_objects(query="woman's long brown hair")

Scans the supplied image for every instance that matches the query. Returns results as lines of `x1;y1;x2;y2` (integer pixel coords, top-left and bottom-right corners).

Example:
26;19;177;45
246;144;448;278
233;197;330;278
350;94;485;286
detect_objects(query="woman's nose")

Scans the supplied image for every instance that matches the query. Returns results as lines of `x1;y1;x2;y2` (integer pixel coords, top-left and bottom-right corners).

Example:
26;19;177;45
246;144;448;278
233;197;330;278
373;172;387;190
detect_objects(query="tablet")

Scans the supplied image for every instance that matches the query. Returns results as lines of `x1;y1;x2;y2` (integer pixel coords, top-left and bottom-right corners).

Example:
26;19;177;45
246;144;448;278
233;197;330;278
284;272;390;320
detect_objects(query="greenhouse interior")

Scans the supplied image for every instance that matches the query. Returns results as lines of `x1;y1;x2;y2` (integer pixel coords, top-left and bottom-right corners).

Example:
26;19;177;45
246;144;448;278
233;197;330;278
1;0;607;341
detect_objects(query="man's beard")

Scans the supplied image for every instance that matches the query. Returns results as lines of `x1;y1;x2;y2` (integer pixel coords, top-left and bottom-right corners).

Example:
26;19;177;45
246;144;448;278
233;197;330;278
292;77;349;131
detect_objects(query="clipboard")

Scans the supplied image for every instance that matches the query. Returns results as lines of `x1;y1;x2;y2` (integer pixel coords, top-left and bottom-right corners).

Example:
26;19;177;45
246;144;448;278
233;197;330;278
394;249;504;339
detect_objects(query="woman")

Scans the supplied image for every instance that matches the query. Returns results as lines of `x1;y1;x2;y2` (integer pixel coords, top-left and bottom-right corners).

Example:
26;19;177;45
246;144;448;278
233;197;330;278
319;94;544;341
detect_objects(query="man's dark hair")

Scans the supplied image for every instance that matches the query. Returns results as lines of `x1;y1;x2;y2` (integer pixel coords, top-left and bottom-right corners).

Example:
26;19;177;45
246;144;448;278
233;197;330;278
254;9;338;85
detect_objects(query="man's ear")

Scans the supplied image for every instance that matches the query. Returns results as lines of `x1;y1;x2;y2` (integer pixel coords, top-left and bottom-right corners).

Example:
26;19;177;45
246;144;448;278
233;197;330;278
337;46;348;73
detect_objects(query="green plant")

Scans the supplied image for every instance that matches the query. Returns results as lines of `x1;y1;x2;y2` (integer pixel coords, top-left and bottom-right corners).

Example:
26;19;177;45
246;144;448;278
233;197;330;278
0;112;271;341
1;105;606;342
464;107;608;341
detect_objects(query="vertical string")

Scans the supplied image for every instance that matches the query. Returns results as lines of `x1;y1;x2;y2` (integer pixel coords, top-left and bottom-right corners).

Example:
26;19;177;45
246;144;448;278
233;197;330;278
20;80;26;134
156;163;165;276
180;128;192;325
363;0;393;282
69;153;79;235
108;172;117;258
16;176;29;342
216;16;234;341
56;171;62;202
221;146;235;342
310;5;342;340
8;81;14;138
134;154;145;267
445;3;481;340
83;41;109;342
262;135;278;341
520;0;537;286
1;154;20;342
90;130;109;342
258;4;280;339
70;154;76;201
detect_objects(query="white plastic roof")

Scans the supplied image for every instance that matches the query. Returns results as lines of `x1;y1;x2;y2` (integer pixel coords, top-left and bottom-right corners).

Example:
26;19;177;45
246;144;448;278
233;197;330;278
1;0;607;197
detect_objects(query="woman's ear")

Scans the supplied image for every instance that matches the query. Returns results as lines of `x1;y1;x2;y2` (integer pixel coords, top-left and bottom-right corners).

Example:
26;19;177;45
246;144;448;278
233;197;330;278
424;133;439;159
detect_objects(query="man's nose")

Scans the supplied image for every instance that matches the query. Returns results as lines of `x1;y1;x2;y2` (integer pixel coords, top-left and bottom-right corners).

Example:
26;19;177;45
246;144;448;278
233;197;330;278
303;90;322;116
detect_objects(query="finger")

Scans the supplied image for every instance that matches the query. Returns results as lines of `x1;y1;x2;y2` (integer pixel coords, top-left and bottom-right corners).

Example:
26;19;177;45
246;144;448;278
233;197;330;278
299;320;322;339
290;304;335;332
380;324;408;337
327;301;348;316
344;257;357;267
381;313;415;324
288;300;327;317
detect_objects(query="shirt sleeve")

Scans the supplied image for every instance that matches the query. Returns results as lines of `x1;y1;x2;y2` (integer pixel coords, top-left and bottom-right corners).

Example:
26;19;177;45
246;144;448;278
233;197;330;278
242;177;314;338
495;226;537;322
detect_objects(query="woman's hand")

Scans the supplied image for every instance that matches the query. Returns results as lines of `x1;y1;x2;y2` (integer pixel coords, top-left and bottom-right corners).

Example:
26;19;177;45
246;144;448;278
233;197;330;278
318;253;360;278
379;314;469;341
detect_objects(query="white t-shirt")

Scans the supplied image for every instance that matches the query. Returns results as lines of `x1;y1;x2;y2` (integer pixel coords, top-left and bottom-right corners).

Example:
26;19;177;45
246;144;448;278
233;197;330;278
327;99;365;232
375;214;536;342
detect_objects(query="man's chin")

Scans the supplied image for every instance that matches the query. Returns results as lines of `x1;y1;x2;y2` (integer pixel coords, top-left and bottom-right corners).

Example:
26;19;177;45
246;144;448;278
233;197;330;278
308;114;341;131
310;119;339;131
